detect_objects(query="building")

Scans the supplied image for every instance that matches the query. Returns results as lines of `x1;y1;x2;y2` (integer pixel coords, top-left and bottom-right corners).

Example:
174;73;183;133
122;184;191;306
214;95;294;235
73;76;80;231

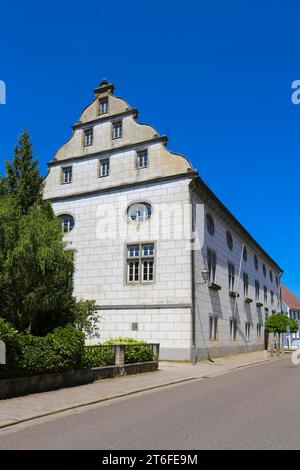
281;285;300;348
44;79;282;361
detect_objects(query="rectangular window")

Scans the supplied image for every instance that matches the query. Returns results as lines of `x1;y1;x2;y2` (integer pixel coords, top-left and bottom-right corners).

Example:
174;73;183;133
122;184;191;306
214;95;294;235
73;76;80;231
243;272;249;297
84;128;93;146
264;286;268;303
230;318;237;341
271;290;274;305
112;121;122;139
245;321;251;341
257;323;262;340
255;280;260;301
100;158;110;177
209;315;218;341
137;149;148;169
62;166;72;184
127;243;155;283
228;262;235;291
99;97;108;115
207;248;217;283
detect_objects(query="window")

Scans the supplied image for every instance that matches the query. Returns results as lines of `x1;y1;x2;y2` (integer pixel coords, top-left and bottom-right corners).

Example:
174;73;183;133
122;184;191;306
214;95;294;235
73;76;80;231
243;272;249;297
257;323;262;340
264;286;268;303
206;213;215;236
255;280;260;301
263;263;266;277
226;231;233;250
245;321;251;341
276;276;279;287
228;262;235;291
59;214;75;233
243;246;248;262
271;290;274;305
207;249;217;283
112;121;122;139
137;149;148;169
209;315;218;341
269;270;273;283
99;97;108;115
254;254;259;271
84;128;93;146
230;318;237;341
62;166;72;184
127;243;155;283
99;158;110;177
127;202;152;222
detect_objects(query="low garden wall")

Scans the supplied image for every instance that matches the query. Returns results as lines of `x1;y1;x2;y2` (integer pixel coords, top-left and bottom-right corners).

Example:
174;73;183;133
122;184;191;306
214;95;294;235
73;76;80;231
0;343;160;399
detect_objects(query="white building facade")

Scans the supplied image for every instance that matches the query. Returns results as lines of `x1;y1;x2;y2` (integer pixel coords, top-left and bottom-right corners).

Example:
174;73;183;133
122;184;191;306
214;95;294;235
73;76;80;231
44;79;282;361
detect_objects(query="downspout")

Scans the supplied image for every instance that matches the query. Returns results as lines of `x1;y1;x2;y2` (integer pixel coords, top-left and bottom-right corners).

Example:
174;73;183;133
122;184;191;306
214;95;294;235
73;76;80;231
190;182;197;364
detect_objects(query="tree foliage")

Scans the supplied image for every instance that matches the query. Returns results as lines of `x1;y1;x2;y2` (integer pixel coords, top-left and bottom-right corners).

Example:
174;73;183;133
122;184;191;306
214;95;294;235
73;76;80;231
5;129;44;214
0;195;75;333
265;313;298;334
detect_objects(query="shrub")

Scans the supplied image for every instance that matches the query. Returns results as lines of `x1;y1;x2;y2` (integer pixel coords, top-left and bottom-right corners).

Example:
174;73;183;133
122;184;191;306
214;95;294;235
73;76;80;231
102;337;154;364
81;346;115;368
0;319;85;375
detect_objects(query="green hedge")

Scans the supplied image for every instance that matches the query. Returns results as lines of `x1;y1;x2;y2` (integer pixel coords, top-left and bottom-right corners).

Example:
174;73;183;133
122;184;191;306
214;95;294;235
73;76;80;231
83;337;154;367
0;319;85;376
81;346;115;368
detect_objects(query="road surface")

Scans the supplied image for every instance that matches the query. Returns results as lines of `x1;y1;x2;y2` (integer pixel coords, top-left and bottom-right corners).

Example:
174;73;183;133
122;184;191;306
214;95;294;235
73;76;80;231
0;357;299;450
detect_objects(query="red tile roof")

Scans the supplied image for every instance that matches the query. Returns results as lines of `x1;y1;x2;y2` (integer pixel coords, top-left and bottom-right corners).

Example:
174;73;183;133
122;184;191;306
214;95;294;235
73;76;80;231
281;285;300;311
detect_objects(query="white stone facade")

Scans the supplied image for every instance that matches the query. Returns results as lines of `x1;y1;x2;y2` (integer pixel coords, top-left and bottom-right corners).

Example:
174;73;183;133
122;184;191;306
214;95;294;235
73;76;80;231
44;79;282;361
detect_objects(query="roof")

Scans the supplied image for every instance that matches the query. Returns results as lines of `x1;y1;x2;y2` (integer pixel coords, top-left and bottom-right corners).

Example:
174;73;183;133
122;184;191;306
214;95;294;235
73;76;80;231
281;285;300;311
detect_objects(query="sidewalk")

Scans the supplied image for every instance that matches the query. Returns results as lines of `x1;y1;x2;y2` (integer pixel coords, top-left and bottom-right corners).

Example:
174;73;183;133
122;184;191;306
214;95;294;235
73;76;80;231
0;351;285;429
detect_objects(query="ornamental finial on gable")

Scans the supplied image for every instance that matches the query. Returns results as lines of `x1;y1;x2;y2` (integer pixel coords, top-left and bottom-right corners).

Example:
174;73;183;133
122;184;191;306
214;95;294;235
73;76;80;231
93;78;114;96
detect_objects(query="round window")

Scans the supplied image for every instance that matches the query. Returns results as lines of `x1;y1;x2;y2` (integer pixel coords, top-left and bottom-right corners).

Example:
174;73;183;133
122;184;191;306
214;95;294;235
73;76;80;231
206;213;215;236
127;202;152;222
59;214;75;233
226;231;233;251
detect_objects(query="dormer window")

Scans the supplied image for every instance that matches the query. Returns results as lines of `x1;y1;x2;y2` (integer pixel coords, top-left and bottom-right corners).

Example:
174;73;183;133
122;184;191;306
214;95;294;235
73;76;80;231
112;121;122;139
137;150;148;169
99;97;108;115
84;128;93;146
62;166;72;184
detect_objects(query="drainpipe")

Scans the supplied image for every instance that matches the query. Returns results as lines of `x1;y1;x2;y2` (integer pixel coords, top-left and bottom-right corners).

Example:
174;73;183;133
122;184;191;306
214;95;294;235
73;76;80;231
190;182;197;365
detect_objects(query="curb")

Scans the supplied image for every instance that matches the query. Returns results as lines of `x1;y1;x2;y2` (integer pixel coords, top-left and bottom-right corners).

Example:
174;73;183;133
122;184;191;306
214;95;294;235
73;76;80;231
0;355;285;432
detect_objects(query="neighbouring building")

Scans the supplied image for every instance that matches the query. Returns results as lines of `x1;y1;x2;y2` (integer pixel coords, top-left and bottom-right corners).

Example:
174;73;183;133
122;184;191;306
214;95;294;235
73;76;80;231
281;285;300;348
44;79;283;361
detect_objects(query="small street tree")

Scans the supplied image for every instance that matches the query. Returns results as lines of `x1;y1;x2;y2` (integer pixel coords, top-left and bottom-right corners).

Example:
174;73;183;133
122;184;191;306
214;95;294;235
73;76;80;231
265;313;298;352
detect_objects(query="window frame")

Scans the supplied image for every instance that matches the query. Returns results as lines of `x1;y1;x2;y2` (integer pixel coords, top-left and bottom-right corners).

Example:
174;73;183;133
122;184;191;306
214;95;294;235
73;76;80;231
112;120;123;139
126;242;155;284
207;248;217;284
61;166;73;184
59;214;75;233
209;315;219;341
99;158;110;177
243;272;249;298
99;97;108;115
84;127;93;147
228;262;235;291
137;149;148;169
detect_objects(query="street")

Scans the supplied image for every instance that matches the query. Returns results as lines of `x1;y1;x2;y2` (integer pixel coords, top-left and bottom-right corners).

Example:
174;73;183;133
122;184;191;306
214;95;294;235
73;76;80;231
0;357;299;450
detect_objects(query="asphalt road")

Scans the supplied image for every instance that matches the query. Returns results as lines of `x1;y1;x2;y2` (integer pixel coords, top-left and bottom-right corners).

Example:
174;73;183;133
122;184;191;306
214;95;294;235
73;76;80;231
0;357;299;450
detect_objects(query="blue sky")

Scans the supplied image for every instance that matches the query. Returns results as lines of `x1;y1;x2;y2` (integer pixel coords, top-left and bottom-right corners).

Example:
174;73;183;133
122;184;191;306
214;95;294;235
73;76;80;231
0;0;299;295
